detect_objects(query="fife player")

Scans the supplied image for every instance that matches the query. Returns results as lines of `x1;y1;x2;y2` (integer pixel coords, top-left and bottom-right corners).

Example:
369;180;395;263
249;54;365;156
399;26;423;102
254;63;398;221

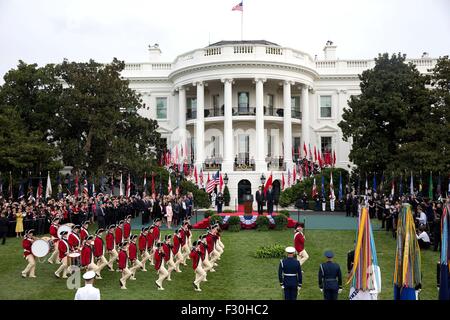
21;229;36;278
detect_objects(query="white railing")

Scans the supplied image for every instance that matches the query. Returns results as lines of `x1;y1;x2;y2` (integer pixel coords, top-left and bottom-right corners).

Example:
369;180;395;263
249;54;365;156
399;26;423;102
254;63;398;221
125;63;142;71
204;47;222;56
234;45;254;54
266;46;283;55
408;59;434;67
346;60;369;68
316;61;336;68
151;63;172;70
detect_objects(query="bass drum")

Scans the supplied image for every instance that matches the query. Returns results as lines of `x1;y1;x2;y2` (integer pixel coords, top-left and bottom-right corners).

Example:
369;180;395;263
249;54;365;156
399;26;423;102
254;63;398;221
57;224;73;239
31;239;50;258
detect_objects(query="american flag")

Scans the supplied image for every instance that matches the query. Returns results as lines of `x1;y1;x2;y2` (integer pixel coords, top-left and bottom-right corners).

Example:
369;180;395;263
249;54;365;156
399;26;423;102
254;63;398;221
206;171;220;193
232;1;243;11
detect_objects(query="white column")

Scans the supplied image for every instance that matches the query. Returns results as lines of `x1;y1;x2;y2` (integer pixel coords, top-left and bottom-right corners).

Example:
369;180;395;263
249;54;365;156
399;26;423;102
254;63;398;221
301;85;310;154
222;78;234;172
255;78;266;172
178;86;186;156
283;81;293;171
195;81;205;168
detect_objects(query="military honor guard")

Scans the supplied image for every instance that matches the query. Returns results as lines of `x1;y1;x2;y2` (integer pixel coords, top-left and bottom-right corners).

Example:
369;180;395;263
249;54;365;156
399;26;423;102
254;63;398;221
138;227;150;271
93;228;108;279
294;223;309;266
21;229;36;278
318;250;343;300
115;220;124;246
190;240;206;292
199;234;215;273
214;225;224;258
118;241;132;289
123;215;132;241
184;218;193;251
80;235;98;273
172;228;185;271
128;235;142;280
152;218;162;242
206;225;220;266
54;231;70;279
74;271;101;300
162;234;176;281
147;225;155;265
68;225;81;251
154;242;169;290
179;224;190;264
105;224;118;271
47;218;60;264
278;246;302;300
80;221;90;242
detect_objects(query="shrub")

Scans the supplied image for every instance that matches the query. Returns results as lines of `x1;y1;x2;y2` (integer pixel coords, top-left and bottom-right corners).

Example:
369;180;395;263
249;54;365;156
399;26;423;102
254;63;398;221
180;180;211;209
255;244;286;259
223;209;235;213
273;214;288;230
226;216;241;232
204;210;215;218
209;214;223;226
278;209;290;217
256;215;270;231
223;186;231;206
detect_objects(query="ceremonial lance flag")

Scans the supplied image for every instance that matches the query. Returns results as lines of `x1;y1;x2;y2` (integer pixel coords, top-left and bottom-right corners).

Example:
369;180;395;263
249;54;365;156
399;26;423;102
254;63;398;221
312;177;318;198
410;171;414;196
373;174;377;193
393;204;422;300
143;172;147;197
18;178;24;199
36;174;43;201
287;169;291;187
119;173;123;196
348;206;381;300
8;172;13;200
330;171;335;199
219;172;224;192
83;177;88;198
168;175;173;196
264;172;273;196
126;174;131;197
321;175;325;198
439;203;450;300
45;172;52;199
293;165;296;183
151;172;155;195
303;143;307;159
338;172;343;201
110;174;114;196
194;166;198;186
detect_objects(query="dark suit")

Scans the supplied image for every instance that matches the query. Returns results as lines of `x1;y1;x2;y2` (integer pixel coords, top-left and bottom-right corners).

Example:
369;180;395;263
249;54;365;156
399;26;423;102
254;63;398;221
318;261;342;300
0;216;8;245
347;250;355;273
255;190;265;214
266;190;274;214
96;205;106;229
278;257;302;300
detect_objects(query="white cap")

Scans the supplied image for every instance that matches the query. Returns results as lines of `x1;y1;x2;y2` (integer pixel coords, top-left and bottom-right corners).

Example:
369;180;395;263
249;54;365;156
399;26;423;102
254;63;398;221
82;271;96;280
285;246;296;254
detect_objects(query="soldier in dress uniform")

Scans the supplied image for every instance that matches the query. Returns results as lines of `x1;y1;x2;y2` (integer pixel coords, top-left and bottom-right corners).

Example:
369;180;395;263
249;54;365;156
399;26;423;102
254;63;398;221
74;271;101;300
118;241;132;289
115;220;124;246
80;221;90;242
162;234;176;281
68;225;81;251
152;218;162;243
47;218;60;264
318;250;343;300
278;246;302;300
213;224;224;257
294;223;309;266
128;234;143;280
180;222;190;262
199;234;215;273
190;240;206;292
93;228;107;279
206;225;220;266
138;227;150;271
80;235;98;273
172;228;185;271
154;242;169;290
147;225;156;266
21;229;36;278
54;231;70;279
105;224;118;271
123;215;132;241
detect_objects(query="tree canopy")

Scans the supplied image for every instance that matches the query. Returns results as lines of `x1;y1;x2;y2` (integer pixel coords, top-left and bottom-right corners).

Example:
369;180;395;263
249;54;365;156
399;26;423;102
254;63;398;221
339;53;449;175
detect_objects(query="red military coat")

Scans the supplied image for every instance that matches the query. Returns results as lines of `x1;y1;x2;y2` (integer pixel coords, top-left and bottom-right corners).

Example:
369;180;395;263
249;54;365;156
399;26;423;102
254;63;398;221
58;239;70;260
22;238;33;257
146;232;154;250
205;233;215;254
154;250;163;270
294;231;305;253
199;243;206;261
138;234;147;253
81;244;93;266
68;233;81;250
172;236;181;255
80;227;89;242
190;249;200;270
115;227;123;244
179;229;187;246
123;222;131;239
94;236;104;257
162;243;171;262
106;232;115;251
49;224;59;239
118;250;128;270
153;226;160;243
128;242;137;261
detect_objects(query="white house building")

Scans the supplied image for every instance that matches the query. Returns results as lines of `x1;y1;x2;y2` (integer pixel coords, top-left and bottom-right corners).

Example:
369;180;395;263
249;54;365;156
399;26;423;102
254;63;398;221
121;40;437;205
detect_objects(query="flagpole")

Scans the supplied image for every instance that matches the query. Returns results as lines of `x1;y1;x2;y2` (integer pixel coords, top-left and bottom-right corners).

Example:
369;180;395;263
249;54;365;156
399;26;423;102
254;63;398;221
241;9;243;40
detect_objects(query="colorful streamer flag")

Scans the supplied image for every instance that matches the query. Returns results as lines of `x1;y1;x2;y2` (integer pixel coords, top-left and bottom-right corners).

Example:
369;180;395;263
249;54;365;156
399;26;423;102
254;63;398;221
312;177;318;198
321;175;325;198
18;178;24;199
110;174;114;196
36;174;43;201
410;171;414;196
143;172;147;197
287;169;291;187
330;171;335;199
348;206;381;300
83;177;88;198
126;174;131;197
393;204;422;300
372;174;377;193
45;172;52;199
219;173;224;192
439;203;450;300
264;172;273;196
8;172;13;199
303;143;307;158
293;165;296;183
168;175;173;196
437;174;442;199
194;166;198;186
338;172;343;201
119;173;123;196
391;177;395;199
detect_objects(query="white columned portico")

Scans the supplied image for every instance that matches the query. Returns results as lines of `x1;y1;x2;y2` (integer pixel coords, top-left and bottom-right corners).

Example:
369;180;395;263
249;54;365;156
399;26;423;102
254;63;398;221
178;86;186;154
283;80;294;172
222;78;234;172
255;78;266;172
301;85;310;153
194;81;205;169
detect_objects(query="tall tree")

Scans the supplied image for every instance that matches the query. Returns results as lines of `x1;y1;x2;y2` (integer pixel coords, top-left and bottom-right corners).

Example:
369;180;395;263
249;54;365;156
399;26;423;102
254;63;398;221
338;53;444;174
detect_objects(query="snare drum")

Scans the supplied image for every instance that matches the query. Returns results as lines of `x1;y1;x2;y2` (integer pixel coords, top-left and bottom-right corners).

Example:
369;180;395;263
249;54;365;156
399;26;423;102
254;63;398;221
40;236;54;251
31;239;50;258
68;252;81;267
57;224;73;239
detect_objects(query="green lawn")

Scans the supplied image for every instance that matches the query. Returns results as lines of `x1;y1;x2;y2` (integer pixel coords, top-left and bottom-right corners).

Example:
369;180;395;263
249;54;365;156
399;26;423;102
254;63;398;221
0;225;440;300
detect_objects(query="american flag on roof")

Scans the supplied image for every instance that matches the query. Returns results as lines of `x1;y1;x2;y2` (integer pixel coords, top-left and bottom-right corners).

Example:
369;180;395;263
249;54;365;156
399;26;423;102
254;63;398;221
206;171;220;193
232;1;243;11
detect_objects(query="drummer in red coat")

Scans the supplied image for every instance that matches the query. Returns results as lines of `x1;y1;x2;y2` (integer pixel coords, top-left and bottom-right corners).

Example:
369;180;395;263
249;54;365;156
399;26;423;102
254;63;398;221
47;218;60;264
294;223;309;266
172;228;184;271
190;241;206;292
93;228;107;279
162;234;176;281
80;235;98;274
115;220;124;246
199;234;214;273
147;225;155;265
68;225;81;251
80;221;90;242
123;215;132;241
128;234;142;280
180;223;190;263
154;242;169;290
21;229;36;278
54;231;70;279
106;224;118;271
152;218;162;243
206;225;219;266
138;227;149;271
118;241;132;289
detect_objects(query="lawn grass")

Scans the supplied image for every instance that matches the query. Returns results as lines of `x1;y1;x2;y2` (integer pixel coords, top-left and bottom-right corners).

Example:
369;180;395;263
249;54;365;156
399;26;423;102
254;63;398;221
0;224;440;300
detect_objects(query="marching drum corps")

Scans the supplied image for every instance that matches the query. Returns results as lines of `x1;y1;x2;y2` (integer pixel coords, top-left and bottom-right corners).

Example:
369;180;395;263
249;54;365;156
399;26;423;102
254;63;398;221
20;216;225;292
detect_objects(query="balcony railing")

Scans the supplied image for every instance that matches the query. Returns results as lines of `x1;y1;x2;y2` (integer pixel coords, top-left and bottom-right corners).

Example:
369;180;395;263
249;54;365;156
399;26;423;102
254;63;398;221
187;107;300;120
266;157;286;171
264;106;283;117
234;154;255;171
233;106;256;116
205;107;224;117
292;109;301;119
203;157;222;171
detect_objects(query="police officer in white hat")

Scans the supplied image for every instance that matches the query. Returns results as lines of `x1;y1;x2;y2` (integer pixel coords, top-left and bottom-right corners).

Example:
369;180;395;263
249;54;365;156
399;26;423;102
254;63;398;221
74;270;101;300
278;246;302;300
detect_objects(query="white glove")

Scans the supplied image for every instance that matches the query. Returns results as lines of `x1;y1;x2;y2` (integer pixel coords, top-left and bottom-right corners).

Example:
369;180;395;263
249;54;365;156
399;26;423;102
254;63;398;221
320;289;323;292
281;285;285;289
298;286;302;291
338;289;343;293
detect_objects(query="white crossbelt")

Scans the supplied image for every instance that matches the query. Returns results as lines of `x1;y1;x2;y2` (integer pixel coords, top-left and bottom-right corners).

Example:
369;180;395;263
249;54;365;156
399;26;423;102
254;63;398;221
283;273;297;276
